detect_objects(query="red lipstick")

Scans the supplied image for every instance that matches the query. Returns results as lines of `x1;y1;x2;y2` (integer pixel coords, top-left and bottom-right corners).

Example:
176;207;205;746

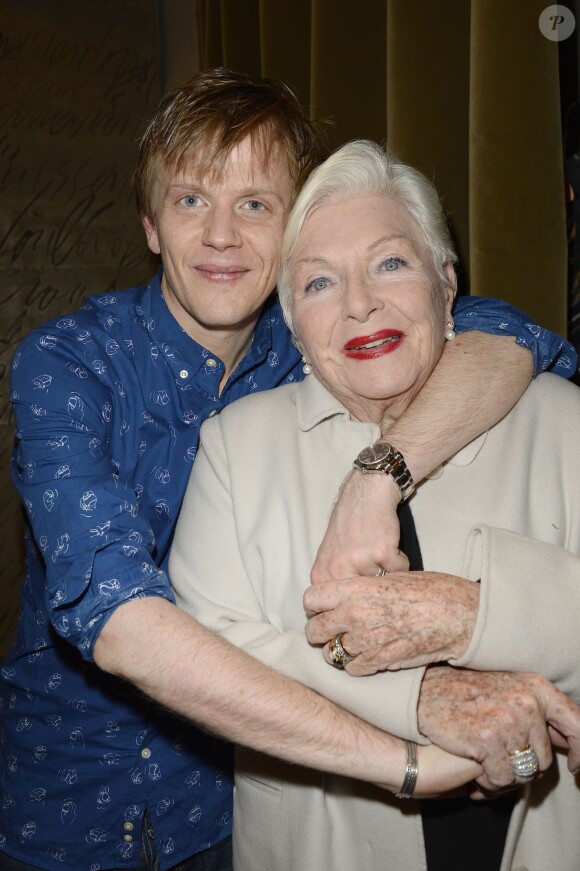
343;329;404;359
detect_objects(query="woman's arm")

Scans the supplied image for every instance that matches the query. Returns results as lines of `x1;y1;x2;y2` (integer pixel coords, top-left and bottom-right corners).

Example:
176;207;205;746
169;427;427;742
167;412;580;791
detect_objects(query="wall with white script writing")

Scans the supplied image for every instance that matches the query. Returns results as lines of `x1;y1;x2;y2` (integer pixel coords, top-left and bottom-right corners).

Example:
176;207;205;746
0;0;163;655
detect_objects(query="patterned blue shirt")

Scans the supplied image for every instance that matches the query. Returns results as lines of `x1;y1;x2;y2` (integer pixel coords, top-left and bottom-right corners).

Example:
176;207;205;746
1;270;576;870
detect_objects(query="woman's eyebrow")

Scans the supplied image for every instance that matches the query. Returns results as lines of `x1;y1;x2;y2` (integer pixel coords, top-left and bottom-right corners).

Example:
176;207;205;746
367;233;417;253
293;255;330;267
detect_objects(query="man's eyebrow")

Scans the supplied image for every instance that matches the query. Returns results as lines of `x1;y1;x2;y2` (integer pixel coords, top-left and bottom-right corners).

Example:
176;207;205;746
238;187;287;204
167;181;285;201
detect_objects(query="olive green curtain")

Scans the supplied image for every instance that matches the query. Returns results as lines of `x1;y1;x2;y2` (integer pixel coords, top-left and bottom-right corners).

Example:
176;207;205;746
197;0;567;334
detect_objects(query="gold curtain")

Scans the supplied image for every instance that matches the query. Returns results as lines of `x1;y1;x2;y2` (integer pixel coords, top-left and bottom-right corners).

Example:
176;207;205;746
197;0;567;333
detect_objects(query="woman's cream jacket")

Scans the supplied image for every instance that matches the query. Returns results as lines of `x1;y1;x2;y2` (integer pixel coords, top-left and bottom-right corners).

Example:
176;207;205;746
171;372;580;871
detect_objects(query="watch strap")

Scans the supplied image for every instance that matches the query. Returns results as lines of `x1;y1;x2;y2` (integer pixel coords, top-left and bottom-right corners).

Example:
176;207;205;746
353;442;415;502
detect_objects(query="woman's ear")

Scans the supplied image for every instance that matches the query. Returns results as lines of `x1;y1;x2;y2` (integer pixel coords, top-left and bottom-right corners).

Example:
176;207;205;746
443;262;457;314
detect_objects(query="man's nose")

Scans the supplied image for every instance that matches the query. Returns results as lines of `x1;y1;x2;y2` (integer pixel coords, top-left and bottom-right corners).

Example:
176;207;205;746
202;204;242;250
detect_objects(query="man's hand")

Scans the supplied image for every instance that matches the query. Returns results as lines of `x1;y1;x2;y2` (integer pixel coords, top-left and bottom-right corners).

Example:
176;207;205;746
418;666;580;793
310;470;408;583
304;571;479;674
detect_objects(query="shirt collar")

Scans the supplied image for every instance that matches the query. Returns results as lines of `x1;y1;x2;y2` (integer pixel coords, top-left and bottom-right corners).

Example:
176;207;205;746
296;374;489;469
144;268;274;380
296;375;364;432
427;431;488;480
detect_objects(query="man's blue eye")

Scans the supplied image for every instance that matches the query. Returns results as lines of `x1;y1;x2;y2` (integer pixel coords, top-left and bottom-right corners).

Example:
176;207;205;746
305;277;330;293
380;256;406;271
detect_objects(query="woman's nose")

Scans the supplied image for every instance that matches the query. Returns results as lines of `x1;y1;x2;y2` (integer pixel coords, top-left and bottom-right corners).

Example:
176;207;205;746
341;277;383;321
202;205;242;250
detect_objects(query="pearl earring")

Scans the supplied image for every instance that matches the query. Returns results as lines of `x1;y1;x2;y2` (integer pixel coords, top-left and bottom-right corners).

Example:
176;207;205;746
302;356;312;375
445;318;456;341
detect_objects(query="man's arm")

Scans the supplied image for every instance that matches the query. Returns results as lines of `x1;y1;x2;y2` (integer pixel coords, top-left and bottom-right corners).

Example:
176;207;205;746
312;292;579;581
312;333;532;579
93;596;483;796
10;330;174;655
165;408;580;793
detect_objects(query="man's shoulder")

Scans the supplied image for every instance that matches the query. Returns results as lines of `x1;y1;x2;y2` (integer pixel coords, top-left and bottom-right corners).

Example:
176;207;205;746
10;281;158;398
13;282;154;360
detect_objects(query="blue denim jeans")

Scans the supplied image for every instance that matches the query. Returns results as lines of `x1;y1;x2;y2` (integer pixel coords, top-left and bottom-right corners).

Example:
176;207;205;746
0;833;232;871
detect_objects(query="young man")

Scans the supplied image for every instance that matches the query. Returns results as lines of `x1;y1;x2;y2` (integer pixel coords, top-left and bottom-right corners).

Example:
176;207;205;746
2;68;574;871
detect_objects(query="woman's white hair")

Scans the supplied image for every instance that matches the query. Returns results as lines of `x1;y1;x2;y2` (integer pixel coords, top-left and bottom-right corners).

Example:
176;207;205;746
278;139;457;334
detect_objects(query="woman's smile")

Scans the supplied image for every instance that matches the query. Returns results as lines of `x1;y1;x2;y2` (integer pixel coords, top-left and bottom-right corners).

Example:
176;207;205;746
342;329;404;359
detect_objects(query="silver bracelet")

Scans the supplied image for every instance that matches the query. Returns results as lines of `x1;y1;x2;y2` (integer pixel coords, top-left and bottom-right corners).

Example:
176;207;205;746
395;740;418;799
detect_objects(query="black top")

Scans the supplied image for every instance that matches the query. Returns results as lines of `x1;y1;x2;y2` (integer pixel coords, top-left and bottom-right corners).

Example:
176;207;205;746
398;501;515;871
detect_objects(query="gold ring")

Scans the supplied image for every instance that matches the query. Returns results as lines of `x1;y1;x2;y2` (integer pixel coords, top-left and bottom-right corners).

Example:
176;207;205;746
328;633;357;669
338;633;357;658
508;745;539;779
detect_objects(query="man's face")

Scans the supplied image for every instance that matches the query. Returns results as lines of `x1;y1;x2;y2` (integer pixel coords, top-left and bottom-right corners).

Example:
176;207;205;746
143;135;294;349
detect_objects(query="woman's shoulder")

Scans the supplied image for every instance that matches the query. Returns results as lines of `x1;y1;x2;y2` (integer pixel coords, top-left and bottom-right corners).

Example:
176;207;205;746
204;381;301;432
525;371;580;410
503;372;580;441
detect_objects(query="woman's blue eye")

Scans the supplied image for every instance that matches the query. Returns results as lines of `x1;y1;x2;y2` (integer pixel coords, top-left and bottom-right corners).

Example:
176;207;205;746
244;200;265;211
181;195;201;207
380;256;407;271
305;277;330;293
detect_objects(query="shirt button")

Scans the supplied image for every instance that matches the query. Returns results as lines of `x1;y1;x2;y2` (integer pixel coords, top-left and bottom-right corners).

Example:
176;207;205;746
179;369;189;379
123;834;133;842
208;409;218;417
206;358;217;369
124;822;134;831
141;747;151;759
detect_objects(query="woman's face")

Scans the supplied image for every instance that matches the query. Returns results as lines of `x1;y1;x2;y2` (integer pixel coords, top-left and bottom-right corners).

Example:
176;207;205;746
290;193;455;424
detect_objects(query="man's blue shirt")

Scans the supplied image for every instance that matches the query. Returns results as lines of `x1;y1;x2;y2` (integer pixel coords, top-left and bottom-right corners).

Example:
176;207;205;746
1;271;576;870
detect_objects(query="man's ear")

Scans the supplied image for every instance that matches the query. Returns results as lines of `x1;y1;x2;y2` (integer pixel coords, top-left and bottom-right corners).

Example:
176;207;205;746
142;214;161;255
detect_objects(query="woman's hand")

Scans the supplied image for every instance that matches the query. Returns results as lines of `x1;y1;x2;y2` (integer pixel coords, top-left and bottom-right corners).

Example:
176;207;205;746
418;666;580;793
310;470;409;583
304;570;479;674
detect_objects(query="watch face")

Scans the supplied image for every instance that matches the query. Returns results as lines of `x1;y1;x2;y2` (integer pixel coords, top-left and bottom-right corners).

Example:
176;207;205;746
358;443;392;466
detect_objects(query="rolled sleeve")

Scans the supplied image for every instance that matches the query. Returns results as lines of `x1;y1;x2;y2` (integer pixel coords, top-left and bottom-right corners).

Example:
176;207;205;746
10;330;174;660
453;296;577;378
451;525;580;703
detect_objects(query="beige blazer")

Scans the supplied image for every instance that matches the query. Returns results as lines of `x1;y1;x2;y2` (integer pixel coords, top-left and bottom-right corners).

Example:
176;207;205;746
171;372;580;871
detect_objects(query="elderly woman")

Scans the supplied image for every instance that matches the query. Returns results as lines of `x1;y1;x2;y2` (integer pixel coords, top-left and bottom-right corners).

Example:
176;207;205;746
170;141;580;871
